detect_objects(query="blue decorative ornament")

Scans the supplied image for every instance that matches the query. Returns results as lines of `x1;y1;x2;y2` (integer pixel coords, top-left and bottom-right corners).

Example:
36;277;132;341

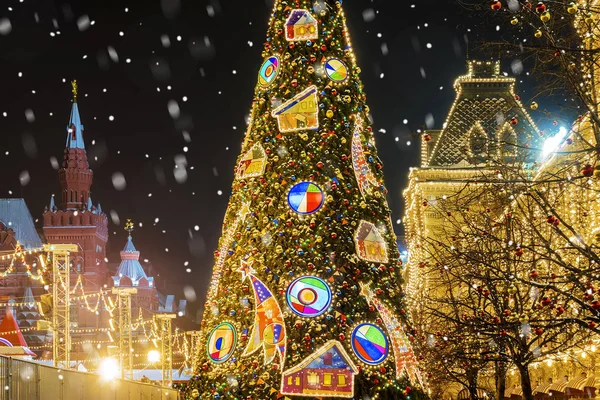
298;250;304;256
351;323;389;365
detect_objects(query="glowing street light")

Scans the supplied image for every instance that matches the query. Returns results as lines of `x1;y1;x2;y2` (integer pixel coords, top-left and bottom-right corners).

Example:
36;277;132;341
542;126;568;157
147;350;160;363
98;357;120;380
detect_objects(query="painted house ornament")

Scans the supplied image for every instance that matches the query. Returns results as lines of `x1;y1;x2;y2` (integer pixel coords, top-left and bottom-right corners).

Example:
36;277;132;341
272;86;319;133
354;220;389;263
207;322;237;364
285;9;318;42
280;340;359;398
236;143;267;179
258;56;280;87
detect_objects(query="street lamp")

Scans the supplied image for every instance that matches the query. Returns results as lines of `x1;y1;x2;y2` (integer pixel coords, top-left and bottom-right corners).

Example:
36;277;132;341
98;357;120;381
147;350;160;364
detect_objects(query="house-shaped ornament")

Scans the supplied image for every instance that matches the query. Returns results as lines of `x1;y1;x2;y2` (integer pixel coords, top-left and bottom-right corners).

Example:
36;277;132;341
285;9;318;42
280;340;358;398
354;220;389;263
272;86;319;133
236;143;267;179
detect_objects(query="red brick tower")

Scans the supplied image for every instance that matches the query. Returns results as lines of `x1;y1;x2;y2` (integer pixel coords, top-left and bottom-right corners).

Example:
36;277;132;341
42;81;109;301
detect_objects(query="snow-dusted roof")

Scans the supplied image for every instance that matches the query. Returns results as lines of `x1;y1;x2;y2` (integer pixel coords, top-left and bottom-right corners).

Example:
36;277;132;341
0;199;43;249
112;236;154;288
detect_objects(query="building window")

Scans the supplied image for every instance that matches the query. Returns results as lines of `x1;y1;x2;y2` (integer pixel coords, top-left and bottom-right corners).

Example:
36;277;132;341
287;377;292;385
295;377;300;386
338;374;346;386
323;373;332;386
307;373;319;386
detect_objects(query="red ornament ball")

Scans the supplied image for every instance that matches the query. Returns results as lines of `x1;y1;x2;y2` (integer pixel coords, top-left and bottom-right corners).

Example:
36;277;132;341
491;1;502;10
582;164;594;177
535;2;546;13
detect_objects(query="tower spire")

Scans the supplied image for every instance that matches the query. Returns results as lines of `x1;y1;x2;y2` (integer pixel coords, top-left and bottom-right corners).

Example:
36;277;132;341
59;82;93;210
66;80;85;150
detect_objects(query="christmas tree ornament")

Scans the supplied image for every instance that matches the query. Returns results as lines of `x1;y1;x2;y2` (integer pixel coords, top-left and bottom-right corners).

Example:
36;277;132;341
272;86;319;132
324;58;349;83
259;56;281;87
535;2;546;13
207;322;238;364
239;259;286;369
540;11;551;22
351;323;389;365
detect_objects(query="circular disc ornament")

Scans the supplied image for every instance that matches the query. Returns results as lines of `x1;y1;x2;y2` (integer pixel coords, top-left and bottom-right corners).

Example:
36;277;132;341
207;322;237;364
263;323;285;345
258;56;280;87
286;276;332;317
288;182;325;215
325;58;349;83
351;323;389;365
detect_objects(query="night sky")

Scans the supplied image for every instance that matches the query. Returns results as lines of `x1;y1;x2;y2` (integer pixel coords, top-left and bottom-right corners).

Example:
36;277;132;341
0;0;502;319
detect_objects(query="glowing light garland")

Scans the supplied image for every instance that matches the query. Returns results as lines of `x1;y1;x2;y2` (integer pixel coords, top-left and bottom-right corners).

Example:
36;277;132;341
205;201;250;303
351;115;379;197
360;282;424;386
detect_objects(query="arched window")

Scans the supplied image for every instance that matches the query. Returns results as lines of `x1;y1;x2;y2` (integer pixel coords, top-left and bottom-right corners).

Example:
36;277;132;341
497;122;518;162
467;122;488;165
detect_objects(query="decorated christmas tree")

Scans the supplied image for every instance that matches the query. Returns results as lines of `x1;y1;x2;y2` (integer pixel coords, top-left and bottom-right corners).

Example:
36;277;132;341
187;1;426;399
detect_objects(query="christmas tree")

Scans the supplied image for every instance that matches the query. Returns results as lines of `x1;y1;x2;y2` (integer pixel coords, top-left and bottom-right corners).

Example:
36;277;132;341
187;1;426;399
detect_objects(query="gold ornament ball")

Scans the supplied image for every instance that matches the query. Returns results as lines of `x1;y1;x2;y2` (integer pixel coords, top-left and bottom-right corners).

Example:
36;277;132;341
534;29;543;38
511;18;519;25
307;66;315;74
530;101;539;110
191;389;200;398
326;110;334;118
567;2;578;14
540;11;551;22
585;13;593;24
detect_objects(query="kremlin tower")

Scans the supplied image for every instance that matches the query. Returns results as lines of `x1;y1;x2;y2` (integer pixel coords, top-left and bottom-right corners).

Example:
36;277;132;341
112;220;158;321
42;81;109;327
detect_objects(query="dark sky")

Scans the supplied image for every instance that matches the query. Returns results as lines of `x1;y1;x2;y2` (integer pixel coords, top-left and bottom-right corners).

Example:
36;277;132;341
0;0;492;317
